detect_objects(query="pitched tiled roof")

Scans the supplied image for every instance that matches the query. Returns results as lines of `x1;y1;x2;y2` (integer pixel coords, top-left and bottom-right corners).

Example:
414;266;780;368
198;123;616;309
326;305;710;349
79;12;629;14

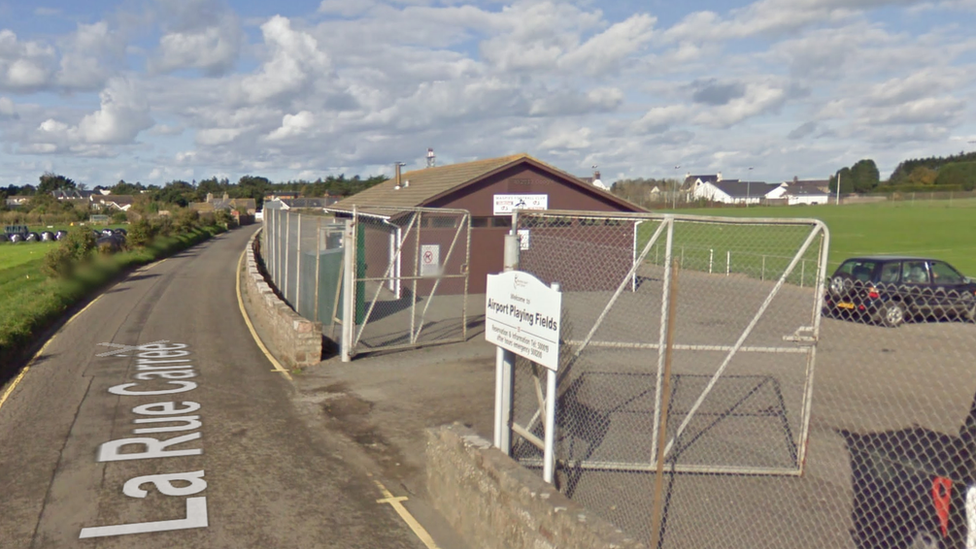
783;180;830;195
329;153;639;215
713;181;777;198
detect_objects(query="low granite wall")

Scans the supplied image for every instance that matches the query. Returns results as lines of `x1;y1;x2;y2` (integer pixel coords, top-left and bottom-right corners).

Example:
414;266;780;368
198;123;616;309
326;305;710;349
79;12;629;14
242;232;322;368
426;423;646;549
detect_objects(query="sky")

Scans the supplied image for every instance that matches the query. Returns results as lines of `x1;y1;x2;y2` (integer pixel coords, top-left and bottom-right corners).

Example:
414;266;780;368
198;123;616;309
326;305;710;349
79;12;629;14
0;0;975;188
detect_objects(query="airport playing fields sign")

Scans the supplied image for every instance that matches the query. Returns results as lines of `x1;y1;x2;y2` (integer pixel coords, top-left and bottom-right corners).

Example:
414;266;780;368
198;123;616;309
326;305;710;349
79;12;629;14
485;271;562;370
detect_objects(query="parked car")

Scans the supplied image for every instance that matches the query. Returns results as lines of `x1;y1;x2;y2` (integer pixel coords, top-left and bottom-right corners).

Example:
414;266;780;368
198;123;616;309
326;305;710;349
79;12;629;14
823;256;976;327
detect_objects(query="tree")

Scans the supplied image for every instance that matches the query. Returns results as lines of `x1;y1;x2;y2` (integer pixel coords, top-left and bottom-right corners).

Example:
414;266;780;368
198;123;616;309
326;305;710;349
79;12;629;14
829;167;854;194
850;159;880;192
37;172;76;194
905;166;938;186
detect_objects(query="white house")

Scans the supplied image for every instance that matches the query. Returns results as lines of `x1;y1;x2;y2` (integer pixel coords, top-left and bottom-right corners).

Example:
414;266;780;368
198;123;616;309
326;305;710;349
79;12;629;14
767;179;831;205
691;177;777;205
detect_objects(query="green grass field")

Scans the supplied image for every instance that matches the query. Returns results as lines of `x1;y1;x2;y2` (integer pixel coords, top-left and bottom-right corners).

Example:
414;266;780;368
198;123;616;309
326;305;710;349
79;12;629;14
670;199;976;275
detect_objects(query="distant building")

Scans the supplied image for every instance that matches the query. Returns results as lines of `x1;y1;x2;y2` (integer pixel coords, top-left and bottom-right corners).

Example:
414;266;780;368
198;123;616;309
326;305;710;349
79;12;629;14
90;194;135;211
766;178;832;205
263;197;340;211
191;193;257;214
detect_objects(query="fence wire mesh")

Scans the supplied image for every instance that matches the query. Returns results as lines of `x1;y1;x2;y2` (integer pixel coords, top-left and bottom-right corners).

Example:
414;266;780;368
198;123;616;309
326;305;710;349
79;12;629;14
260;208;344;332
503;210;976;549
329;206;471;357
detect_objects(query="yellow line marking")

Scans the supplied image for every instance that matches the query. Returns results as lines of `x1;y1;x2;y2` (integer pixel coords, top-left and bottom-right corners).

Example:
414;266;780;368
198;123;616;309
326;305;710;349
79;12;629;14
236;247;293;381
373;480;440;549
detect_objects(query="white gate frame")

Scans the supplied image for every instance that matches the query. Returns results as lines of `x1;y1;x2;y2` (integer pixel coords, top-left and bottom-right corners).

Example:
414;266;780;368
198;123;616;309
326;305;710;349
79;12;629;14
334;205;471;361
501;210;830;477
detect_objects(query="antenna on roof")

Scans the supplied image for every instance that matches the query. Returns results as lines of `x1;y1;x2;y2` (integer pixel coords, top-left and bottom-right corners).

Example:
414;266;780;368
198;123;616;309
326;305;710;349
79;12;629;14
426;148;436;168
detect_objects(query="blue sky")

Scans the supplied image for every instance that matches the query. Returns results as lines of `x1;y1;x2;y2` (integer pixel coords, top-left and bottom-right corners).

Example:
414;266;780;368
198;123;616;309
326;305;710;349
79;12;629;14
1;0;974;188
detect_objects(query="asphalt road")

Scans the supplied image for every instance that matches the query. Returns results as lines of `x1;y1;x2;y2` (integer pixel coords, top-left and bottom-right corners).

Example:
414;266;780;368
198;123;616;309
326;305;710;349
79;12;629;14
0;227;431;548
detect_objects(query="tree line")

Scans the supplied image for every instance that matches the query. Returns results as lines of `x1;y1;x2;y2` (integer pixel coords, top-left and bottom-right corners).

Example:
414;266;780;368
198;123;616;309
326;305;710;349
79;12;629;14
0;172;388;212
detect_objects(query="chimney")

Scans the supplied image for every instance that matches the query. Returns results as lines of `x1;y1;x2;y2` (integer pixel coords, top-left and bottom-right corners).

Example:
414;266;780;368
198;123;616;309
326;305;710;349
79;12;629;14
717;172;722;182
394;162;403;190
793;176;799;184
206;192;213;203
426;148;436;168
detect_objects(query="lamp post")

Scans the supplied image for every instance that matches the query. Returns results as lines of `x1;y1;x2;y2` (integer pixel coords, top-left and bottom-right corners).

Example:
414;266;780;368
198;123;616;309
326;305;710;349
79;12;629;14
746;167;753;207
836;171;841;206
673;165;680;210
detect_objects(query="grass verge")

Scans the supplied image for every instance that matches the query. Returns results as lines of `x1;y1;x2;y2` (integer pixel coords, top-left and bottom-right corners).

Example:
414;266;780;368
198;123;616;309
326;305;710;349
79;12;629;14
0;226;224;377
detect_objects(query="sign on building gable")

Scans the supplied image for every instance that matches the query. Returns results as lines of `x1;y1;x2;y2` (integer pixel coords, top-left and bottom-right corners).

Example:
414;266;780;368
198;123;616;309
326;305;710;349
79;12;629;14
493;194;548;215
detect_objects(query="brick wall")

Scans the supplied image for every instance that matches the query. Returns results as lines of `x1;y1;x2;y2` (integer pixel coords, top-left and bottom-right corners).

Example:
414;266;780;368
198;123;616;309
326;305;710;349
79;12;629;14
426;423;646;549
242;232;322;368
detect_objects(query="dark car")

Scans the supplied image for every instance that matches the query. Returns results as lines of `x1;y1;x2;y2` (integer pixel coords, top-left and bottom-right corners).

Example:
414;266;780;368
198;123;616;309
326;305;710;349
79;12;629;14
823;256;976;327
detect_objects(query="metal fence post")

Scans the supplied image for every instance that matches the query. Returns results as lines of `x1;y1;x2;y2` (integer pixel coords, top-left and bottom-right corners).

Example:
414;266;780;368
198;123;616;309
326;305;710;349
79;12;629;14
727;250;731;276
341;218;355;362
709;248;714;274
762;255;766;281
543;282;560;485
495;231;519;454
314;216;322;322
284;211;291;303
296;213;303;315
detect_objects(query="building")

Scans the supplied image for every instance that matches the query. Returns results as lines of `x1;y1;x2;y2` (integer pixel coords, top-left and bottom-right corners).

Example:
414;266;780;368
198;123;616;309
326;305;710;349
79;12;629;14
191;193;257;214
263;197;340;210
90;194;135;211
328;153;645;293
691;177;777;205
766;178;832;205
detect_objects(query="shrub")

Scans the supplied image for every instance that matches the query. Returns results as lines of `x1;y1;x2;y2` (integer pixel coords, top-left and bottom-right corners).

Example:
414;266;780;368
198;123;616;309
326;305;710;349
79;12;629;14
111;211;128;224
127;219;155;247
41;227;96;277
154;216;174;237
174;208;200;233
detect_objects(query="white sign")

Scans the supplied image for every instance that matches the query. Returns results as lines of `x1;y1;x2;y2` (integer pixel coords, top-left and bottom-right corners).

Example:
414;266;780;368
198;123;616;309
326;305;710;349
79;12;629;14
493;194;548;215
517;229;530;251
485;271;562;370
420;244;440;277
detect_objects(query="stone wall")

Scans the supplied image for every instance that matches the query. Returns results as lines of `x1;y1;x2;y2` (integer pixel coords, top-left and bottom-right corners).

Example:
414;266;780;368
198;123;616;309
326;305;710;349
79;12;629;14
426;423;646;549
242;232;322;368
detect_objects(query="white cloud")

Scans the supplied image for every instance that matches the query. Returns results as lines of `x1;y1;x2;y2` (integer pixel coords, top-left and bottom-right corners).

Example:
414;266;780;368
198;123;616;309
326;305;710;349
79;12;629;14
634;105;691;133
78;78;154;144
539;126;592;151
0;30;55;91
692;81;790;127
268;111;316;140
241;16;332;103
557;14;656;76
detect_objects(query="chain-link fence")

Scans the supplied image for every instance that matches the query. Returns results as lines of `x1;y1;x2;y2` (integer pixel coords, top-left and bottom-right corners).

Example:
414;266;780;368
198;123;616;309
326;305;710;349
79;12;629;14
327;206;471;358
261;208;345;335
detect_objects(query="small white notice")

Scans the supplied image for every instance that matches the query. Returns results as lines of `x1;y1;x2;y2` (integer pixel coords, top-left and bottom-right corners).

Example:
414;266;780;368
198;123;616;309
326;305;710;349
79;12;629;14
485;271;562;370
493;194;548;215
420;244;440;277
517;229;530;251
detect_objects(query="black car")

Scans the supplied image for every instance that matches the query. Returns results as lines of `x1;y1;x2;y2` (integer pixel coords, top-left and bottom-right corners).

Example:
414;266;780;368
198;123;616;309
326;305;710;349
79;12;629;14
823;256;976;327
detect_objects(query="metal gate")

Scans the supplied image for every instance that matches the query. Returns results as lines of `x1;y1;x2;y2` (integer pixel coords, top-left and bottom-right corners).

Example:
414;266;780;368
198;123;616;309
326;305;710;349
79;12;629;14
330;206;471;360
507;211;829;476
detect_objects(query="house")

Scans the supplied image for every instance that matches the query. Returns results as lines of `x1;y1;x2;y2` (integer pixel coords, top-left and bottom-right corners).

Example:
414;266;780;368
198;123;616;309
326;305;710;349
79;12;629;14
264;191;300;201
766;178;832;205
264;197;340;211
192;193;257;214
90;194;135;211
691;177;776;205
328;153;645;293
5;196;31;208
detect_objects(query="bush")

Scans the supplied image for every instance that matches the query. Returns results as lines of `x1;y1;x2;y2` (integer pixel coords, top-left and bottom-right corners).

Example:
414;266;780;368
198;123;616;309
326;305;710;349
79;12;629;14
41;227;96;277
934;162;976;191
174;208;200;233
111;211;128;224
154;216;174;237
127;219;155;247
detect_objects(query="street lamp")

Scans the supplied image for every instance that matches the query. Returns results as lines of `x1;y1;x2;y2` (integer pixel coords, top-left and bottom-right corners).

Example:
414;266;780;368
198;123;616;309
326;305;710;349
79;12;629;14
746;167;753;208
673;165;680;210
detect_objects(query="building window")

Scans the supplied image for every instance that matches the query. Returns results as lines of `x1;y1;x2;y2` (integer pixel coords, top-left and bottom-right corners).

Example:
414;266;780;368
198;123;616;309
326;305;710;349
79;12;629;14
472;217;490;228
492;216;512;228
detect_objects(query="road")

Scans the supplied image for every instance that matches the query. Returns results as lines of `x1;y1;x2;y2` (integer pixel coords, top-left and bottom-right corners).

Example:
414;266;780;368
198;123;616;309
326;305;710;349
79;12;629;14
0;227;431;548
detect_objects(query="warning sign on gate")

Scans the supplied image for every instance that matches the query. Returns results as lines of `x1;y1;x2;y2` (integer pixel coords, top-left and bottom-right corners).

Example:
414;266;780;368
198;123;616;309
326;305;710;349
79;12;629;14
420;244;440;277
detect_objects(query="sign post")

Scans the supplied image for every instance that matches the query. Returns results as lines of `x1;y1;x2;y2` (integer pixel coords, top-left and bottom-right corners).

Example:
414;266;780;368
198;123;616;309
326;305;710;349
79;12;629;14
486;268;562;483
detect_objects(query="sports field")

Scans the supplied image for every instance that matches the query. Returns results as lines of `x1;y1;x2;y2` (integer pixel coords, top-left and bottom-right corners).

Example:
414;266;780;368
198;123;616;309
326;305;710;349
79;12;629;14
673;198;976;274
